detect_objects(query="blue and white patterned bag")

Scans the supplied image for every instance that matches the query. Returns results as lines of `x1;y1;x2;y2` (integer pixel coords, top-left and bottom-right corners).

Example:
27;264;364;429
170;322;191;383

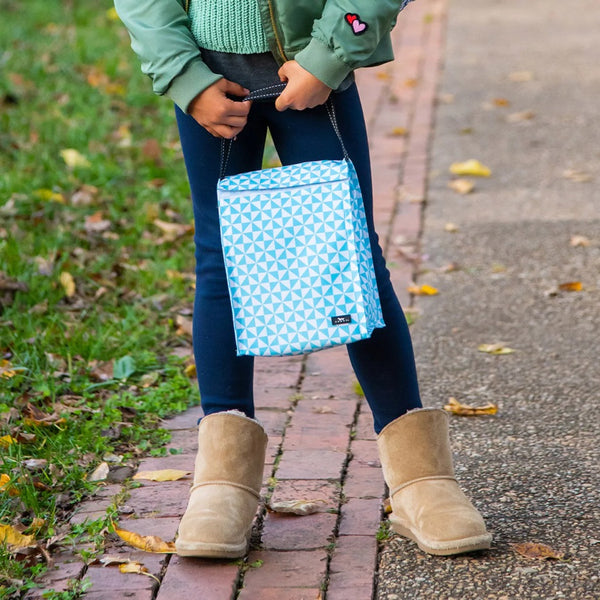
217;100;384;356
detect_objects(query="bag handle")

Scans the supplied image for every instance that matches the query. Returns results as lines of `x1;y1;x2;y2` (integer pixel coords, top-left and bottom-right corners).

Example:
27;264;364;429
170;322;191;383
219;83;349;179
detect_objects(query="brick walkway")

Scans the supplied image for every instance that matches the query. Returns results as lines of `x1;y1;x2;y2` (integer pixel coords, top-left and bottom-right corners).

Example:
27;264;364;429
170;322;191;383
31;1;446;597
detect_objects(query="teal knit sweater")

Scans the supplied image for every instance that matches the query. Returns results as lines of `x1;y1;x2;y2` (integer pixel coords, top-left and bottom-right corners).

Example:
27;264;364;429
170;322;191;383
188;0;269;54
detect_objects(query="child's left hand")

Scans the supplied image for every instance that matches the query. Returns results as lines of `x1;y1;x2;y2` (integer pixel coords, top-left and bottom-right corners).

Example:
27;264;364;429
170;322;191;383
275;61;332;111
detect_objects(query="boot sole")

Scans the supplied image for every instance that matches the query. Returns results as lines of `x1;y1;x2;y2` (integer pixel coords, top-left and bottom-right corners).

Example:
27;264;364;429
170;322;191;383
390;518;492;556
175;539;248;559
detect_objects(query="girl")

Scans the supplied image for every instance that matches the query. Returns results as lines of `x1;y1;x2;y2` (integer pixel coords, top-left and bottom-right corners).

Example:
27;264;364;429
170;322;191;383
114;0;491;558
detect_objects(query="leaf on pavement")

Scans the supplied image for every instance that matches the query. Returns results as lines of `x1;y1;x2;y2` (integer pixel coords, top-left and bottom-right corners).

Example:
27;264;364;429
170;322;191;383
88;462;110;482
570;235;591;247
444;397;498;416
448;178;475;194
508;71;534;82
444;222;460;233
407;284;439;296
0;524;36;550
449;159;491;177
118;561;160;583
268;499;328;516
113;524;176;553
478;343;515;355
558;281;583;292
133;470;190;482
511;542;565;560
506;110;535;123
562;169;593;183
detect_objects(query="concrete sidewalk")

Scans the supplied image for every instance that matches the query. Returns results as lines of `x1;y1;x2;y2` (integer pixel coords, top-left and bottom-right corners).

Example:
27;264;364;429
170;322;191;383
31;0;599;598
378;0;600;598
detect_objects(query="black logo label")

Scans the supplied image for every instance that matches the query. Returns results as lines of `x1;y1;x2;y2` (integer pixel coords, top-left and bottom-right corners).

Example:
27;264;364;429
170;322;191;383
331;315;352;326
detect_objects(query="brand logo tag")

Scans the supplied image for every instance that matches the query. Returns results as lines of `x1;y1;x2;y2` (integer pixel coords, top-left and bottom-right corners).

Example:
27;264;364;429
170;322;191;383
332;315;352;325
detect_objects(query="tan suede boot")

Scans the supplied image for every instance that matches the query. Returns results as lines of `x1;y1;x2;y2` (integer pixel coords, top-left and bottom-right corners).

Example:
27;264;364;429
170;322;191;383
175;411;267;558
377;408;491;555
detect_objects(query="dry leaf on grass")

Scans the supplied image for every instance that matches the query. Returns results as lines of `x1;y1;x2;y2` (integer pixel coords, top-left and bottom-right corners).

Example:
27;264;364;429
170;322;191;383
511;542;565;560
60;271;76;298
449;159;491;177
444;397;498;417
407;284;439;296
113;524;176;553
133;469;190;482
268;499;328;516
0;524;36;550
478;343;515;355
60;148;91;169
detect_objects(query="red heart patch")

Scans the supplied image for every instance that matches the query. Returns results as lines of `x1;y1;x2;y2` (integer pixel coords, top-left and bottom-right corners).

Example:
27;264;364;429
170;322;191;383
345;13;358;25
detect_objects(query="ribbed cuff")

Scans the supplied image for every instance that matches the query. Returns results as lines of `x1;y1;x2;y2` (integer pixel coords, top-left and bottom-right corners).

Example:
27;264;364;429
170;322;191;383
294;37;352;90
166;58;223;113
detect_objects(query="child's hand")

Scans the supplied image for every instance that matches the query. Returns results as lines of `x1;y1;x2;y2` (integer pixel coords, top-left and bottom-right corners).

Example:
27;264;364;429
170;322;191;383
275;61;332;111
189;79;251;138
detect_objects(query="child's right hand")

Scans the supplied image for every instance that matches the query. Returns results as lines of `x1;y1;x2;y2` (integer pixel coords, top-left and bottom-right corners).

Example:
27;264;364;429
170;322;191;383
188;79;251;139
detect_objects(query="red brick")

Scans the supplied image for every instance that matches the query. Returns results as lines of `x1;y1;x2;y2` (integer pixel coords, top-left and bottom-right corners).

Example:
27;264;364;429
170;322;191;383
165;428;198;454
83;591;153;600
125;481;190;518
161;405;204;431
156;555;239;600
135;454;195;474
242;550;327;590
343;465;384;500
275;450;347;480
269;480;340;512
338;498;382;536
238;588;323;600
353;410;376;441
261;511;337;551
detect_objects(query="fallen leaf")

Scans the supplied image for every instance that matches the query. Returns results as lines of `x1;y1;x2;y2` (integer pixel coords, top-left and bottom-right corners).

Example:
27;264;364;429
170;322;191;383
0;435;17;448
119;561;160;583
0;524;36;550
444;397;498;416
558;281;583;292
570;235;591;247
132;469;190;482
33;189;66;203
376;72;391;81
84;211;111;234
562;169;593;183
390;127;407;136
88;462;110;482
511;542;565;560
383;498;392;514
449;160;491;177
60;148;91;169
508;71;534;82
153;219;193;243
175;314;193;337
183;364;197;378
312;406;336;414
492;97;510;107
22;403;67;427
0;474;19;497
444;223;460;233
407;284;439;296
478;343;515;355
268;499;328;516
506;110;535;123
448;178;475;194
60;271;76;298
113;524;176;553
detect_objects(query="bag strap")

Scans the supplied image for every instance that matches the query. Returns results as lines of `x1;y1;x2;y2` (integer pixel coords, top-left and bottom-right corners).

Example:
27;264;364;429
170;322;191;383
219;83;349;179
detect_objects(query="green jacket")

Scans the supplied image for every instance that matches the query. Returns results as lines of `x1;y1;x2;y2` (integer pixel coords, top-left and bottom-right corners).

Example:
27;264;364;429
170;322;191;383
114;0;414;112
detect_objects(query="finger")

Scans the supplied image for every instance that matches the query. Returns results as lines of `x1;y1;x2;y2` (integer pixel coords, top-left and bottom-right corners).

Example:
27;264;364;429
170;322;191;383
275;93;291;112
224;99;252;117
222;79;250;98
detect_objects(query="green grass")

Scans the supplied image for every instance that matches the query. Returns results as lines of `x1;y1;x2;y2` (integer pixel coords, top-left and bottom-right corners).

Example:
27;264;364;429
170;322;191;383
0;1;204;595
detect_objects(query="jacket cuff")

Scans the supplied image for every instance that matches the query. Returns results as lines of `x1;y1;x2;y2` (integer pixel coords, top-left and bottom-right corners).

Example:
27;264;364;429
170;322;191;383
166;58;223;113
294;38;352;90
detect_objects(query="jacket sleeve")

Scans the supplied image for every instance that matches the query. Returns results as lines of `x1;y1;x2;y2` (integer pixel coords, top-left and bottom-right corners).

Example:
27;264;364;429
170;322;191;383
294;0;414;89
114;0;222;112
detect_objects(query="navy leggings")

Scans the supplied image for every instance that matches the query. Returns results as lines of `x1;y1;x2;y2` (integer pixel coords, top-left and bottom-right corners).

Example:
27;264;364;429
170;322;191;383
175;83;421;433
